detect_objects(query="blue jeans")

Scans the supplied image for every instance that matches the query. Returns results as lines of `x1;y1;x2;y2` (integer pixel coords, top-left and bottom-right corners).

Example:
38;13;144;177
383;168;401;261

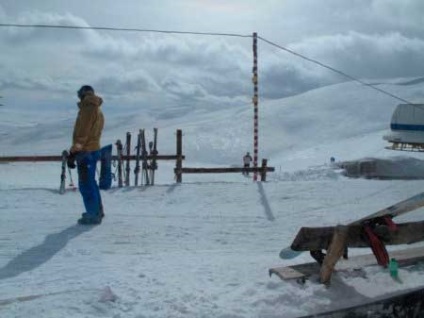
76;150;102;217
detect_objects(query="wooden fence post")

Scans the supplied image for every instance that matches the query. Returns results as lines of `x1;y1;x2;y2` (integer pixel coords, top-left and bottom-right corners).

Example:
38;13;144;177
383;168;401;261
261;158;268;182
116;139;123;188
176;129;183;183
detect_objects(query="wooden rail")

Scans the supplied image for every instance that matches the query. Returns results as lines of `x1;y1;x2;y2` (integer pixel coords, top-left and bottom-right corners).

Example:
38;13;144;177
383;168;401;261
1;129;187;190
177;167;274;173
0;155;184;162
174;159;274;182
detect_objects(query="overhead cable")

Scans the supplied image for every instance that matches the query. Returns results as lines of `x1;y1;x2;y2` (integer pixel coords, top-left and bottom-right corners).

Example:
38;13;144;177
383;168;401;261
0;23;415;105
257;36;414;105
0;23;251;38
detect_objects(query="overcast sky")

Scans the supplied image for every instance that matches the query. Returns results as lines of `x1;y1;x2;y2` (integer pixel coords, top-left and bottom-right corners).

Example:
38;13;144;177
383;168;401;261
1;0;423;112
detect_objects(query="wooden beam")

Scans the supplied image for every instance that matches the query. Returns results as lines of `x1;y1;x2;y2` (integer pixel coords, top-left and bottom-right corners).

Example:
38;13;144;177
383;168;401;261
115;140;124;188
177;167;275;174
260;158;268;181
319;225;349;284
291;221;424;251
0;155;64;162
176;129;183;183
0;155;184;163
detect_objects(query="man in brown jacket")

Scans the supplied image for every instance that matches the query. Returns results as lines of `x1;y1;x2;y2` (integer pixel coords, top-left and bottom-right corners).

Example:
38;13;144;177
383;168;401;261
68;85;105;225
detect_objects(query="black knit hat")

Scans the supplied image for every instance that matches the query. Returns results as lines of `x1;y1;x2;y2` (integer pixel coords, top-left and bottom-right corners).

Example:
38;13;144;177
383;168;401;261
77;85;94;99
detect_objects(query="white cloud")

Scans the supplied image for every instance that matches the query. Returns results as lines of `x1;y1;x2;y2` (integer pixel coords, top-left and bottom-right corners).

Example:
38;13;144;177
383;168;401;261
80;32;252;102
2;11;94;44
371;0;424;31
0;4;5;19
95;69;160;96
1;1;424;111
290;31;424;80
260;0;424;43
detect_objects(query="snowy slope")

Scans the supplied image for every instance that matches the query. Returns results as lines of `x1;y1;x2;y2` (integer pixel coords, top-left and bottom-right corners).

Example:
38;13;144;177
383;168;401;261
2;178;424;318
2;77;424;166
1;79;424;317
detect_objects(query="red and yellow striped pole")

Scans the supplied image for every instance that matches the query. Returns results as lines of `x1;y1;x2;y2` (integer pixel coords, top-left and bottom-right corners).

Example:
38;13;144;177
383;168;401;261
252;32;259;181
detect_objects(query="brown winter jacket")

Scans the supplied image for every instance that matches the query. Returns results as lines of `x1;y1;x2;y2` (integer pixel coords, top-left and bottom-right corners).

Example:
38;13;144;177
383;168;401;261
71;91;104;152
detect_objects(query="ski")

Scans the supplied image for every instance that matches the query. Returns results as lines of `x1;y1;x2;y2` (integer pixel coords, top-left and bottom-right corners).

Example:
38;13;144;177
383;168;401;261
149;128;158;185
140;129;150;185
134;130;141;186
59;150;68;194
279;191;424;259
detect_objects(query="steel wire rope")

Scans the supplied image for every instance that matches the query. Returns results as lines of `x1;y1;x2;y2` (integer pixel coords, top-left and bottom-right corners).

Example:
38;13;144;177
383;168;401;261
257;36;421;108
0;23;421;108
0;23;252;38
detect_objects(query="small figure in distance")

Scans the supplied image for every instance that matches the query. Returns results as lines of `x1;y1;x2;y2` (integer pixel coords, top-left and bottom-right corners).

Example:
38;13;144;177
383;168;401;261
329;156;338;168
243;152;253;176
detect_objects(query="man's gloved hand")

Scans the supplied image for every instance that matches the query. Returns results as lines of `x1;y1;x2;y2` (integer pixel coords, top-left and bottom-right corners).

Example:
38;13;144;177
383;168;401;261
67;151;77;169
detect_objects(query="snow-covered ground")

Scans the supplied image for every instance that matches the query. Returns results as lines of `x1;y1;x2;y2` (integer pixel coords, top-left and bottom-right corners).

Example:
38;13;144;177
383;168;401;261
1;78;424;317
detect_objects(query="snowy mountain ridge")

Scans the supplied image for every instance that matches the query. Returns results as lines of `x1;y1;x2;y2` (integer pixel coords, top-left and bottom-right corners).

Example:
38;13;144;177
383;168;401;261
2;77;424;166
2;78;424;318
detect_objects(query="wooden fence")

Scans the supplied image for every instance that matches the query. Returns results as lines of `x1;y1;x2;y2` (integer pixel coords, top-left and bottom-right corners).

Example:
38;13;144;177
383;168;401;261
0;129;274;188
175;159;274;182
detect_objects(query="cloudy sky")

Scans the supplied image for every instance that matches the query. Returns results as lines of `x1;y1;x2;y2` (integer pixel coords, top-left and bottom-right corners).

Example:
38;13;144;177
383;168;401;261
0;0;423;112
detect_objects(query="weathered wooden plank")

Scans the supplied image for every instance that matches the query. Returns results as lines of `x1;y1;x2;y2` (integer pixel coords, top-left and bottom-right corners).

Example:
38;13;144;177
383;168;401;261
290;191;424;252
0;155;184;163
320;225;349;284
175;129;183;183
269;246;424;282
177;167;275;173
0;155;63;162
291;221;424;251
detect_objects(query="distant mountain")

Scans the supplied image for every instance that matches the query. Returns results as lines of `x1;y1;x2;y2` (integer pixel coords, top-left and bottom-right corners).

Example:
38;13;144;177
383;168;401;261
1;78;423;169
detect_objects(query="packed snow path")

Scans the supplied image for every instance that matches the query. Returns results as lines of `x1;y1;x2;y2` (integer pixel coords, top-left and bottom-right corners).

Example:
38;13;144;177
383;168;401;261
2;173;424;317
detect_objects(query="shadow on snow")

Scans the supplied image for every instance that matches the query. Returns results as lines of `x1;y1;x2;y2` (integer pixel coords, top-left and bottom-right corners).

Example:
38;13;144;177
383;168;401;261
0;224;93;280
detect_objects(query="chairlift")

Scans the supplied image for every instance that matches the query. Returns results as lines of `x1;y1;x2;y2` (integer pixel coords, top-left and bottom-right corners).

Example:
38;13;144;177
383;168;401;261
383;103;424;152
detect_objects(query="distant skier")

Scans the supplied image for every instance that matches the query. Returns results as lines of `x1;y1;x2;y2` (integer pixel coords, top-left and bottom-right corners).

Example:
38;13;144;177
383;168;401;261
243;152;253;176
67;85;105;225
329;156;338;168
